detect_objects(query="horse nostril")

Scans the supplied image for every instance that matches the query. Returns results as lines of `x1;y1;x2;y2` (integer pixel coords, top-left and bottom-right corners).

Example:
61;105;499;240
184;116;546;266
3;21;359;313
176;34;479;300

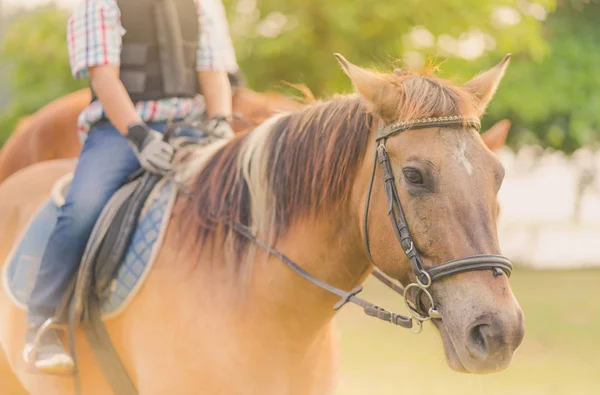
462;313;520;372
467;323;491;360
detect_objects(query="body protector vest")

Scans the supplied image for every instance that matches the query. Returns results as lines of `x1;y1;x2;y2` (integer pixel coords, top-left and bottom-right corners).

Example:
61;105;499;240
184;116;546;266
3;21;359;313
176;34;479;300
91;0;200;103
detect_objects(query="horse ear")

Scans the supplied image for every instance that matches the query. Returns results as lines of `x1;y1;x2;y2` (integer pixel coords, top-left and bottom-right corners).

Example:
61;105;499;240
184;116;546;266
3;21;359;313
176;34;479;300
481;119;511;151
464;54;511;115
334;53;397;119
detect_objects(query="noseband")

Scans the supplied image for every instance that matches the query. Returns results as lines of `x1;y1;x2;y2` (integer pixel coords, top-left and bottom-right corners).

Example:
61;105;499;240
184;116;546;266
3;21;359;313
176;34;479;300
232;114;513;333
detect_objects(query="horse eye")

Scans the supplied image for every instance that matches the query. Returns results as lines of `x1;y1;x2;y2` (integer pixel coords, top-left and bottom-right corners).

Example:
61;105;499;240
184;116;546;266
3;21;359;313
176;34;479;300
403;168;424;185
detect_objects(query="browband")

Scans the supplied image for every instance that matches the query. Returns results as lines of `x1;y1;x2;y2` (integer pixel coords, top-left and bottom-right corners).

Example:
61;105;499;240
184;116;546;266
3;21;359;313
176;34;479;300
376;115;481;141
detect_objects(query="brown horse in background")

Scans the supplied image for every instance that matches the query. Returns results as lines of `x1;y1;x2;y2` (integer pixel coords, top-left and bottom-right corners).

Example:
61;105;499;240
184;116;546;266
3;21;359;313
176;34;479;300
0;85;306;184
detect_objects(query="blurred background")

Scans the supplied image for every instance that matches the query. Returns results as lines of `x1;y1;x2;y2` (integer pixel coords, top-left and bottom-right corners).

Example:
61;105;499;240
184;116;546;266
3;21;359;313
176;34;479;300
1;0;599;394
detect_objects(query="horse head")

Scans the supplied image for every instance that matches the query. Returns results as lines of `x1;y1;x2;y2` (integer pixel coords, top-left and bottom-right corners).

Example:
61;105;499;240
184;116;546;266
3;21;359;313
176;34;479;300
334;54;524;373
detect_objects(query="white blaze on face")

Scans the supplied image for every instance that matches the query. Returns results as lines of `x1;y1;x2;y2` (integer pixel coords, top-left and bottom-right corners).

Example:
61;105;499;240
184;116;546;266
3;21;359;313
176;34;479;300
454;137;473;175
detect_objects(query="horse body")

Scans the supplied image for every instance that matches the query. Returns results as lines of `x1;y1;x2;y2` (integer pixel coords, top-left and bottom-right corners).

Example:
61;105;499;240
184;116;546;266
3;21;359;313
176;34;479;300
0;55;523;394
0;158;349;395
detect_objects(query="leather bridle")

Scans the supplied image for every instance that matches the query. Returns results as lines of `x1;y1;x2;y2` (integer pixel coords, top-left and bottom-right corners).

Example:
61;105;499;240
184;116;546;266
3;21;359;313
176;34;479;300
232;114;513;333
363;115;512;332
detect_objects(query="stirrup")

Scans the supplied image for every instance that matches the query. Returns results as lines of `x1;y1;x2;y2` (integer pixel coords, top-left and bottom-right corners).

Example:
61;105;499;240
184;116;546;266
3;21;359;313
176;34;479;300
24;317;75;376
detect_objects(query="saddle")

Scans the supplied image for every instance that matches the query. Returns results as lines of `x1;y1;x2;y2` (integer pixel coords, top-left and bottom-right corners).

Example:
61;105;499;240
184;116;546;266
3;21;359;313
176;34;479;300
28;121;216;394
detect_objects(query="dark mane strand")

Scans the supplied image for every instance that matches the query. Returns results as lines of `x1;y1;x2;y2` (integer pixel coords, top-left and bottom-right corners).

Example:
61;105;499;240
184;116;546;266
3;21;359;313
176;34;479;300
267;96;373;239
183;133;254;260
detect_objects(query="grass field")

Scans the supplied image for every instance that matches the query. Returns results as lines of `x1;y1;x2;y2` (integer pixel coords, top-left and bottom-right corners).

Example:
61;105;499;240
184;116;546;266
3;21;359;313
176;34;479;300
334;267;600;395
2;268;598;394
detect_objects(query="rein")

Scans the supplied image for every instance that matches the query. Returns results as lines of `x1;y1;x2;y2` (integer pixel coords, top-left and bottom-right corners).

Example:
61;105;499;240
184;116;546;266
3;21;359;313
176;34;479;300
232;223;413;327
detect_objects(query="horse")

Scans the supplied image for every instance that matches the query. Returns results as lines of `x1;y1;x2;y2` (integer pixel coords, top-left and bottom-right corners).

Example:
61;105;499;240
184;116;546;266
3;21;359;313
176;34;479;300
0;54;524;395
0;84;305;184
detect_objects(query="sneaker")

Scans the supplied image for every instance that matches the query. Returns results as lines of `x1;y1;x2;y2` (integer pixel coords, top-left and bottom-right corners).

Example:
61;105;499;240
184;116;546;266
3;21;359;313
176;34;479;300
23;324;74;375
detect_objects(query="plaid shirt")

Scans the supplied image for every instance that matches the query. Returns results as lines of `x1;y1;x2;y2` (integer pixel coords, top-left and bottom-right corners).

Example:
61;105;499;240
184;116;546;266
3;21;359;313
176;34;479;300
67;0;239;135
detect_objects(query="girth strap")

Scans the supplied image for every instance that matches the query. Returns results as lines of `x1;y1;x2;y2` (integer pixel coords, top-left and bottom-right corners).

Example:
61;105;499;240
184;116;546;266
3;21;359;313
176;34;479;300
83;298;138;395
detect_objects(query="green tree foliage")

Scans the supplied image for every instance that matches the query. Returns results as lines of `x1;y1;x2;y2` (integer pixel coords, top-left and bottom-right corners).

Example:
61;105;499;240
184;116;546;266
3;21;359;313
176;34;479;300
481;0;600;153
4;0;596;154
0;6;87;141
224;0;554;97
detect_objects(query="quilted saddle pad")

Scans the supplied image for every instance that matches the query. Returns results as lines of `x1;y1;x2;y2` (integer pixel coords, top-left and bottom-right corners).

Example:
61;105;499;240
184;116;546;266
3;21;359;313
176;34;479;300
2;179;176;319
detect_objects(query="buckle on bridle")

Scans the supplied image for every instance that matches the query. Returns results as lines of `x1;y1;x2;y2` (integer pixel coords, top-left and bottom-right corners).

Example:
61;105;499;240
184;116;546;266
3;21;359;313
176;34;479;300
403;270;441;328
404;241;414;255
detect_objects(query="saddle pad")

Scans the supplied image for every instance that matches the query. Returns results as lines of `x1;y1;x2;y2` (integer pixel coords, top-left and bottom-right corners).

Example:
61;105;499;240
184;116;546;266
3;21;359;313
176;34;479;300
2;180;176;320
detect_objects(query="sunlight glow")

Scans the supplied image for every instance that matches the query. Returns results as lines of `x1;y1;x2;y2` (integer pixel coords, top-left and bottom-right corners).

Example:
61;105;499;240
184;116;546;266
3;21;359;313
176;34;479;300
491;6;522;27
408;26;435;49
256;11;288;38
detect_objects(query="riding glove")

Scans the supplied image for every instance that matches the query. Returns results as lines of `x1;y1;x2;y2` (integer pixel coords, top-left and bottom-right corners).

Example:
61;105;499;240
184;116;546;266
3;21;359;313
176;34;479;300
126;123;174;175
206;115;234;139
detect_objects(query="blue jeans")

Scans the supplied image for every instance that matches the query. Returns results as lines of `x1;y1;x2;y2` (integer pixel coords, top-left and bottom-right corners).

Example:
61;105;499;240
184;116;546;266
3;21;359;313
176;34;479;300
26;121;168;325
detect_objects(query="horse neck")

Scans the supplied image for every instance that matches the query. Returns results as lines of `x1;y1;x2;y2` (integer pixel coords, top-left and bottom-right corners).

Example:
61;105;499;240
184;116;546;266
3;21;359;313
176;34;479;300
168;97;375;345
231;99;375;341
